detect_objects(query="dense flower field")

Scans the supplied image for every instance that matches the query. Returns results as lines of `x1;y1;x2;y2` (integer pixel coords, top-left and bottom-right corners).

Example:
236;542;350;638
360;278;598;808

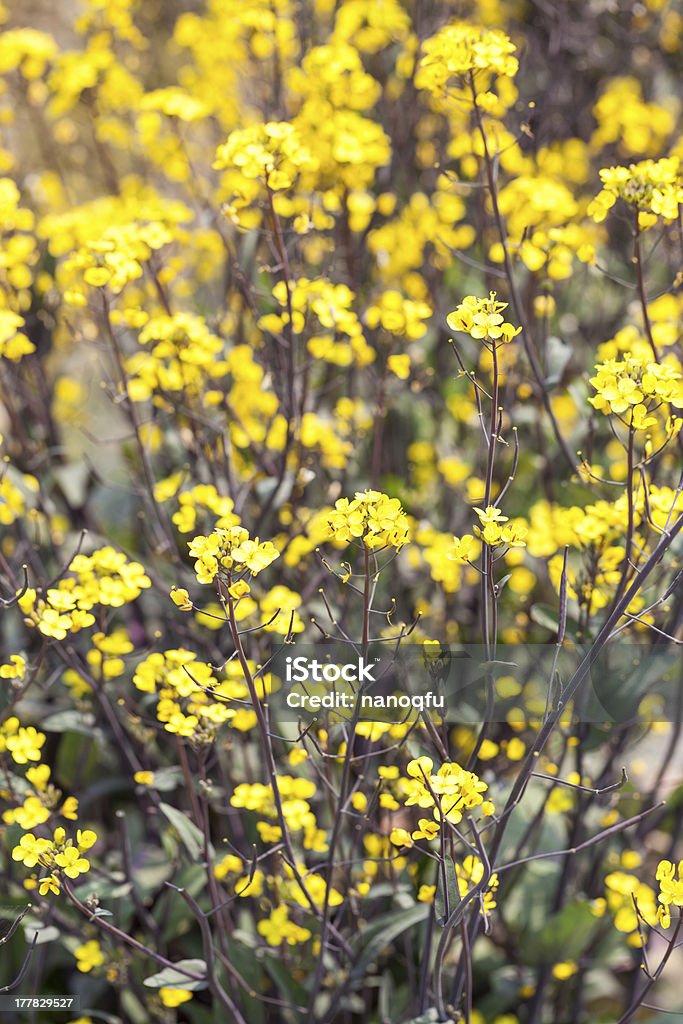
0;1;682;1021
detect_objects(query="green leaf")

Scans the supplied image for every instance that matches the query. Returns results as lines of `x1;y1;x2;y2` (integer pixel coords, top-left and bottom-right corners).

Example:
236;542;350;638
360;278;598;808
434;856;461;927
351;904;429;980
42;710;100;736
143;958;207;991
55;731;102;789
119;989;152;1024
161;865;208;942
525;900;599;964
134;852;175;895
530;604;580;641
263;954;307;1012
159;802;207;861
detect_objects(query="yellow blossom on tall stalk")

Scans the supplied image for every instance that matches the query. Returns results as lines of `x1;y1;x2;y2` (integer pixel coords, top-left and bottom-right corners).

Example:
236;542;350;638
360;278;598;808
11;827;97;895
416;22;518;93
326;489;410;549
402;756;493;829
446;293;522;346
588;156;683;223
188;525;279;584
589;357;683;431
656;860;683;928
473;506;528;548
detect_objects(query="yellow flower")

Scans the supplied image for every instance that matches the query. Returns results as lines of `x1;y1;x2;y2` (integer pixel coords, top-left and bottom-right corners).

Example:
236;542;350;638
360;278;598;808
74;940;104;973
61;796;79;820
257;905;311;946
327;490;410;550
552;961;578;981
54;846;90;879
159;989;193;1008
0;654;26;679
456;856;499;914
656;859;683;928
588;157;682;223
39;874;61;897
412;818;440;841
77;829;98;851
12;833;53;869
25;764;50;790
389;827;413;847
170;587;192;611
416;23;518;93
134;770;155;786
0;310;35;361
188;526;279;584
447;293;521;345
5;726;46;764
387;353;411;379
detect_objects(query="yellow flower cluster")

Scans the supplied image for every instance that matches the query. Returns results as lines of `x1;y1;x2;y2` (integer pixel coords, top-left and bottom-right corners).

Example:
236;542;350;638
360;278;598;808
0;309;34;361
457;855;499;915
492;165;600;279
259;277;374;368
0;653;25;679
168;485;239;535
156;477;240;535
403;756;493;829
230;775;327;853
126;314;227;404
603;866;659;946
0;178;38;317
215;121;316;189
74;939;105;973
589;357;683;430
188;526;279;585
3;761;79;829
365;289;432;340
11;826;97;897
326;489;410;550
446;293;522;345
449;506;527;562
473;505;528;549
588;157;682;223
656;860;683;929
0;28;57;79
63;221;175;301
258;904;312;946
133;648;237;739
416;22;518;93
0;717;45;764
367;177;474;285
214;121;318;225
18;547;150;640
590;77;677;158
220;857;344;946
